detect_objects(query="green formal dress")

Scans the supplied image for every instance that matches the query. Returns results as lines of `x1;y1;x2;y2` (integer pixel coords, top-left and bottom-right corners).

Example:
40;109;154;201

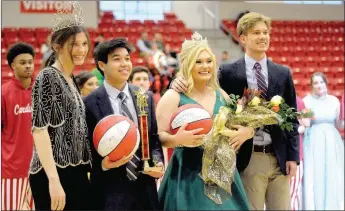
158;90;250;210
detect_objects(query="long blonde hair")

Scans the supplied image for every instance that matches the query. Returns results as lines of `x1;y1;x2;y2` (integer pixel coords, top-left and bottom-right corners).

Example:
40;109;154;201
177;32;219;95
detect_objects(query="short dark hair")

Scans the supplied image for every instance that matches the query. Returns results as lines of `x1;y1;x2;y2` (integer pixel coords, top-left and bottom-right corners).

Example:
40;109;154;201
222;50;228;55
310;72;328;86
75;71;95;89
7;42;35;68
93;38;132;76
128;66;150;82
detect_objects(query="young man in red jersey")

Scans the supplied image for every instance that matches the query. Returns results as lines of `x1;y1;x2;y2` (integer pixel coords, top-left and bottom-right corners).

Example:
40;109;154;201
1;42;36;210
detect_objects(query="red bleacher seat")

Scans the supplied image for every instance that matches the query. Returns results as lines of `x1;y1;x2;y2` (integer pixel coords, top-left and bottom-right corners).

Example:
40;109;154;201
331;66;344;74
143;20;156;28
169;20;185;28
319;67;333;75
329;78;344;90
99;18;113;24
22;37;38;47
113;31;126;38
2;27;17;38
132;58;146;66
271;20;285;28
164;12;177;20
101;11;114;19
291;67;306;78
114;20;127;28
157;20;170;28
151;26;164;34
18;28;35;38
1;39;7;49
330;89;343;99
98;22;113;29
294;78;309;90
184;29;193;37
128;20;142;26
5;37;19;47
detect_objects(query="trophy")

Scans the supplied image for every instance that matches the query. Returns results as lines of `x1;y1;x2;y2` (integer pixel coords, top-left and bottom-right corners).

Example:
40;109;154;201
135;88;163;173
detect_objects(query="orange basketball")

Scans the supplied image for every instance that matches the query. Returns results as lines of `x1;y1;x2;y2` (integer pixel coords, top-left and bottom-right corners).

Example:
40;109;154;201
93;115;140;162
170;104;212;135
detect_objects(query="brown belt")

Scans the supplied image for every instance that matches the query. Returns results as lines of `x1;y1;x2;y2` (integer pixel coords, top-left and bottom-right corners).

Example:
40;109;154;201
253;144;274;154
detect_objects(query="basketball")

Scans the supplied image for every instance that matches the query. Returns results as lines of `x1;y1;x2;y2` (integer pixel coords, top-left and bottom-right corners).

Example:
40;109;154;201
93;115;140;162
170;104;213;135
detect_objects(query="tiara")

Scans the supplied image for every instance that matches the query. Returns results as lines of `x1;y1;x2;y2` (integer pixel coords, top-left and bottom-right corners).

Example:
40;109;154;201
51;1;83;32
181;32;208;51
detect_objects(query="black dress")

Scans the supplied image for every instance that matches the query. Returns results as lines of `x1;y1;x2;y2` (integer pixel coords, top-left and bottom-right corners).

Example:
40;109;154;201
29;67;92;210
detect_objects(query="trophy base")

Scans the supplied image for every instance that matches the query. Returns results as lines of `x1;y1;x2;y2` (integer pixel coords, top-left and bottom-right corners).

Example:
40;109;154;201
143;166;163;173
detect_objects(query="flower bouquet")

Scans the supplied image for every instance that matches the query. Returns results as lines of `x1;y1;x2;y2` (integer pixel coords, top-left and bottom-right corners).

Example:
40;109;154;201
200;88;298;204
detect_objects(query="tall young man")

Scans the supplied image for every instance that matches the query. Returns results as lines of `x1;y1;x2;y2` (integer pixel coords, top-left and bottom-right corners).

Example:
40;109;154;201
1;42;36;210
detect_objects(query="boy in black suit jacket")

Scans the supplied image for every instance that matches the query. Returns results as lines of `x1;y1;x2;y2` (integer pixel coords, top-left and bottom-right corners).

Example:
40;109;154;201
171;12;299;210
84;38;164;210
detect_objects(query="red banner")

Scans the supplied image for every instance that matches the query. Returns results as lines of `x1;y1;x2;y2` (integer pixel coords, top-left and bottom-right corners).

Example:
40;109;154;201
20;1;73;14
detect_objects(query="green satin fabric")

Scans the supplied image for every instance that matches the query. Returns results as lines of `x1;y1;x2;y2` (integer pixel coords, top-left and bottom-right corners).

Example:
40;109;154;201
158;90;250;210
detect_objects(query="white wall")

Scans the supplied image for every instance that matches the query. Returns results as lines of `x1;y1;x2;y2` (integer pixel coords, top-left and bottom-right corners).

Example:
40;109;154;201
171;1;220;29
2;1;98;28
220;1;344;21
171;1;344;29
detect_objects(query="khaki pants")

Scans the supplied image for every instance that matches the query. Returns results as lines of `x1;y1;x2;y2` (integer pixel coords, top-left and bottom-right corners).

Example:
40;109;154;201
240;152;291;210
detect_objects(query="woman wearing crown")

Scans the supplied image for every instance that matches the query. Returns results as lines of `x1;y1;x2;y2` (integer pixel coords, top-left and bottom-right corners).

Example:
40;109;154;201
156;32;251;210
29;2;92;210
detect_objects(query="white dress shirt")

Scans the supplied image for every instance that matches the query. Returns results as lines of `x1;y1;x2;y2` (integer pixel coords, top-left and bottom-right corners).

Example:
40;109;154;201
103;80;139;127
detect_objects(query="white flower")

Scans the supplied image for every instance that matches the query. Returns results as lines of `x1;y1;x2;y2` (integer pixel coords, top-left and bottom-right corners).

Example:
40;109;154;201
270;95;283;106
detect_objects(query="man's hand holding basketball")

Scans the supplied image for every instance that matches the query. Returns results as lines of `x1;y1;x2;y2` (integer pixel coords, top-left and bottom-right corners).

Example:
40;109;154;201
102;155;133;170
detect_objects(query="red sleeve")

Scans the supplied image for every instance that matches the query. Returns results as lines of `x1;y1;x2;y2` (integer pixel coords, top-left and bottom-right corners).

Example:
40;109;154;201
1;92;6;130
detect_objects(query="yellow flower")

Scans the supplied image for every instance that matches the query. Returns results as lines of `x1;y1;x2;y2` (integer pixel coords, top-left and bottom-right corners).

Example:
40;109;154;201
270;95;283;106
235;104;243;114
249;96;261;106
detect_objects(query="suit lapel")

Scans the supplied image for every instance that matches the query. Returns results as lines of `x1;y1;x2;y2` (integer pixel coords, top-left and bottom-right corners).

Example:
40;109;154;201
96;85;114;117
128;85;140;118
267;59;278;100
236;58;249;95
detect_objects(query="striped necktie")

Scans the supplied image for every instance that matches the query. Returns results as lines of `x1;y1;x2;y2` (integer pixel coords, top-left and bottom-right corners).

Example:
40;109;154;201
118;92;141;181
254;62;268;100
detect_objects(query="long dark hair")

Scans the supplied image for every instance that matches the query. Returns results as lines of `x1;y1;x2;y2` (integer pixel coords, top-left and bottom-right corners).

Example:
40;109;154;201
45;25;91;67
